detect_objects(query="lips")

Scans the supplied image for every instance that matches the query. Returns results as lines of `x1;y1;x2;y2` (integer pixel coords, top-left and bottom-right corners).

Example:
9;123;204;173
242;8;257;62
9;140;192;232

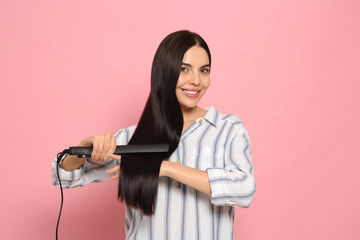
182;88;201;98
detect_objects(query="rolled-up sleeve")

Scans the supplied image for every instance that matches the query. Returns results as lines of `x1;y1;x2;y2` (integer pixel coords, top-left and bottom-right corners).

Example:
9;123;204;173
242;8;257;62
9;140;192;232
51;155;119;189
51;128;131;189
206;127;256;207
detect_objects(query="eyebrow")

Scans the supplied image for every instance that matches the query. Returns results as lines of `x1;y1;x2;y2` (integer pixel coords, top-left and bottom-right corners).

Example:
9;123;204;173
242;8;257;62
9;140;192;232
182;63;210;68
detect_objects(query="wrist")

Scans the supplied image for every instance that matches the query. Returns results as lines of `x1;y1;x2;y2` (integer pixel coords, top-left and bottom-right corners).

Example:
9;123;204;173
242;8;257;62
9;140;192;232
160;161;171;177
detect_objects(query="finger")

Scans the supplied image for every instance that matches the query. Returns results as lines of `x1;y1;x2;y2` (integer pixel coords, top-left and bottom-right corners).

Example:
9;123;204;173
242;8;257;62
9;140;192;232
91;136;97;160
105;135;117;160
106;165;120;174
94;135;105;161
100;134;111;161
109;154;121;161
111;173;120;180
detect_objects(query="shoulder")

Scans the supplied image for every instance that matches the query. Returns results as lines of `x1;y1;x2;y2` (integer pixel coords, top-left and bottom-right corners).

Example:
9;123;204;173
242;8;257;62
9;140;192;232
220;113;243;126
207;107;249;143
211;107;245;130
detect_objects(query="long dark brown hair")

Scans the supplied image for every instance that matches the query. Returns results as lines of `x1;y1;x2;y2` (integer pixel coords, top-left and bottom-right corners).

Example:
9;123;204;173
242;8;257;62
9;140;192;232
118;30;211;215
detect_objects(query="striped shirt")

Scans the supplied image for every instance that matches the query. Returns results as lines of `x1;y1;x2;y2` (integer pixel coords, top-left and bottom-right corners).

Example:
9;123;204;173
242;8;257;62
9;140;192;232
52;106;256;240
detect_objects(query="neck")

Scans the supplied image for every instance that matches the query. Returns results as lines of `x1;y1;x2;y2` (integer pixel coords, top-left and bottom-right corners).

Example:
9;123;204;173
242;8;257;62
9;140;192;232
181;106;207;123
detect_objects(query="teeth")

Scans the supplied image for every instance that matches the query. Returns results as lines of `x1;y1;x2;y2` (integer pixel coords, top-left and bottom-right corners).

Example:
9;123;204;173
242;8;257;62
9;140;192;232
183;90;199;94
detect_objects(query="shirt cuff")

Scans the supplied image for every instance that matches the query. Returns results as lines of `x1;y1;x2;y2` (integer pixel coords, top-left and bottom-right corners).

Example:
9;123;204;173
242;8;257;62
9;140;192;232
52;155;84;181
206;168;230;205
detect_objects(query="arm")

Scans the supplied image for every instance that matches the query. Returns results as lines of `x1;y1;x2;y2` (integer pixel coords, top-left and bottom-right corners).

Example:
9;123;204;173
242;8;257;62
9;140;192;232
51;130;126;188
104;125;255;207
106;159;212;195
51;155;118;188
206;127;256;207
159;161;211;195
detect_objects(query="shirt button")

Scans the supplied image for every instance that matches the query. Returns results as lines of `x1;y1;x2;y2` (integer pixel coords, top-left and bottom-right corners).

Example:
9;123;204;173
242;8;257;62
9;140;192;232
199;119;203;123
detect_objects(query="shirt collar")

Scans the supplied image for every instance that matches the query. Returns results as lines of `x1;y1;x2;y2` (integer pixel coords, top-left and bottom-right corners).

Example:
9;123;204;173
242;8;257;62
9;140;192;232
203;106;219;128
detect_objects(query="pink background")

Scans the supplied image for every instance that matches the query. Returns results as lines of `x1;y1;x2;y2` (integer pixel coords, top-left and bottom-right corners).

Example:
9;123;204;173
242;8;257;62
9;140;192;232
1;0;359;239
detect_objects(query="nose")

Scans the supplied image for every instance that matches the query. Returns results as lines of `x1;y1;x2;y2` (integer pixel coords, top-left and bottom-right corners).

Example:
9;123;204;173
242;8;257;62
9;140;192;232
189;72;200;85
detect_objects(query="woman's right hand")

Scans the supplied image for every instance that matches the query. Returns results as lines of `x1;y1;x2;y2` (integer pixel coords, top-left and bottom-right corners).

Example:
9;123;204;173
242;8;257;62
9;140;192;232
60;133;119;172
79;133;117;162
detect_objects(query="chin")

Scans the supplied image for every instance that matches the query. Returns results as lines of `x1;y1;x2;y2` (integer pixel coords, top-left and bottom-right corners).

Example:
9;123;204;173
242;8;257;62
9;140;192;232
176;92;204;111
179;102;199;110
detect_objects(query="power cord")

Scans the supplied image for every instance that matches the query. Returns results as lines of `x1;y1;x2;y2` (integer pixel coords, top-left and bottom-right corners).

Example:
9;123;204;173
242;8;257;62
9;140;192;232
54;144;168;239
56;149;69;240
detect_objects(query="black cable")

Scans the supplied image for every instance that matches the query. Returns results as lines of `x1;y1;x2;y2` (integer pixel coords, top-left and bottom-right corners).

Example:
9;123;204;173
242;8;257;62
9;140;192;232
54;144;168;239
56;150;69;240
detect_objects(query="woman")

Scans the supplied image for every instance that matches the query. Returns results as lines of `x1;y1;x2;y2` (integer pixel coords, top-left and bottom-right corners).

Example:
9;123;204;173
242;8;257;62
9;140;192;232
52;30;256;240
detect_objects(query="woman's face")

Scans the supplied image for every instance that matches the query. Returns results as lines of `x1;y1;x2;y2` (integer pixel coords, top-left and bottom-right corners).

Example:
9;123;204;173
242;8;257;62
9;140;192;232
176;46;211;111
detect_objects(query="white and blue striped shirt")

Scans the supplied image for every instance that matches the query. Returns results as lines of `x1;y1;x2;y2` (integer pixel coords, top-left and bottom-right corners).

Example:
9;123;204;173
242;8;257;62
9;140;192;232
52;106;256;240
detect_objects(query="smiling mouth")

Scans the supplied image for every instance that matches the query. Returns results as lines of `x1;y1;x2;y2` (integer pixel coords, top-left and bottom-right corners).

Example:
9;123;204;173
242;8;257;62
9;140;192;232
181;89;202;98
182;89;201;94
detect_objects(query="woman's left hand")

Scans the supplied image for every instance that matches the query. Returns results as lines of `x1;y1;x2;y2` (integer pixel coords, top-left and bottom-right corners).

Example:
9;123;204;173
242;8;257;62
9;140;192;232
106;157;168;179
105;154;121;179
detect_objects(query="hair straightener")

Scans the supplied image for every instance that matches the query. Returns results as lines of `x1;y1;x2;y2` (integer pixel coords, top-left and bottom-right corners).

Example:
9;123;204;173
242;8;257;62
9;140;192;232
55;144;169;240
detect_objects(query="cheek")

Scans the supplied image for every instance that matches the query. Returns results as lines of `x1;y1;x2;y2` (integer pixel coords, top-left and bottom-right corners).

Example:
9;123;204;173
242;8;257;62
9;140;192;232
176;75;185;87
175;89;182;103
203;77;210;88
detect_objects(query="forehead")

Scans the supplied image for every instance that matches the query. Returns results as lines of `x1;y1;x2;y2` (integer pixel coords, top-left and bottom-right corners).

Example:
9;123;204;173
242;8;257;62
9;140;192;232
182;46;210;65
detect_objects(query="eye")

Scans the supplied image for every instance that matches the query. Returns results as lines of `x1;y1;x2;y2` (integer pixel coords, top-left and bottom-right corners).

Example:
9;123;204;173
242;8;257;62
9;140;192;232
180;67;189;72
201;68;210;74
